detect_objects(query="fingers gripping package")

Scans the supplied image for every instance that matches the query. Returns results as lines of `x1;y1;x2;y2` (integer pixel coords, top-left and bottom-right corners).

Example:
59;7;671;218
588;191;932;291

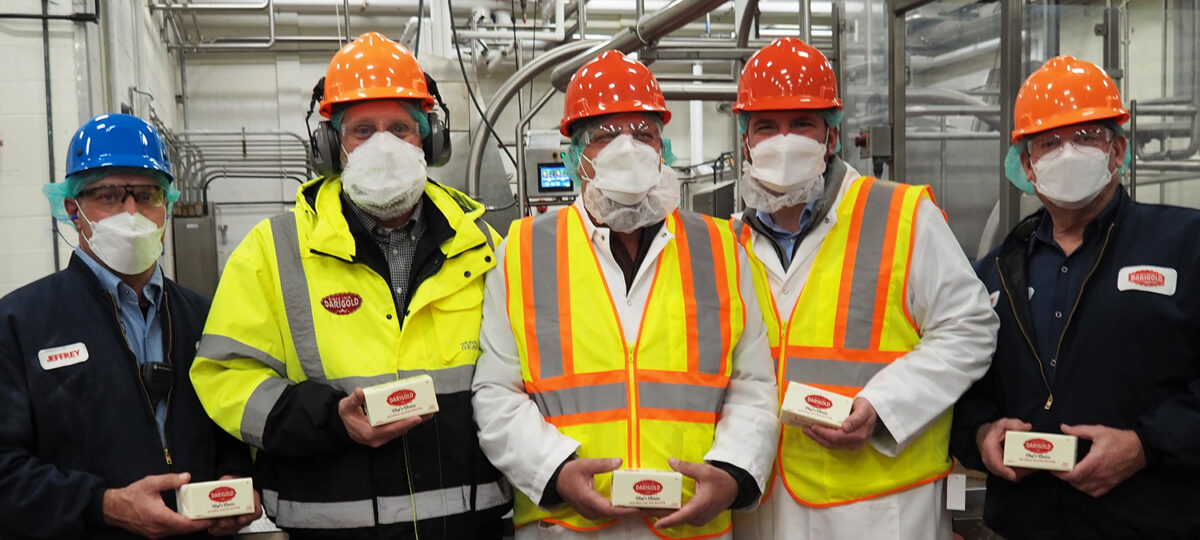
176;478;255;519
611;469;683;509
363;374;440;426
780;382;853;429
1002;431;1078;472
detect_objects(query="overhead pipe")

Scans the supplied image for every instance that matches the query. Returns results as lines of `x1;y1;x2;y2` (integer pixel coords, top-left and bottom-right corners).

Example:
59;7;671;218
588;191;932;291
548;0;732;92
736;0;760;48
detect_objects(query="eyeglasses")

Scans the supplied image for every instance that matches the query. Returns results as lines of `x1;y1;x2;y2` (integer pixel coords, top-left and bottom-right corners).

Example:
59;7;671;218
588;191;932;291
76;184;167;210
1028;126;1114;158
341;121;419;143
587;120;662;147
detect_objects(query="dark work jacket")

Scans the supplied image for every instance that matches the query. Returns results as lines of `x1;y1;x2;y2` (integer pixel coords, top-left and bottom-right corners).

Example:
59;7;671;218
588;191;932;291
953;187;1200;539
0;255;251;539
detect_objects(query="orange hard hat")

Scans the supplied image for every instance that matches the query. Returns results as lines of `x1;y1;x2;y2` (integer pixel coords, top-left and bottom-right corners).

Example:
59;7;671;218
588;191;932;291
559;50;671;136
1011;56;1129;143
319;32;434;118
734;37;841;113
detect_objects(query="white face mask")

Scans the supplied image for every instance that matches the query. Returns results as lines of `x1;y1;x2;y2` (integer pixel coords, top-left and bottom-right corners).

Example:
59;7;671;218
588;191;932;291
340;132;427;221
746;133;828;194
78;207;164;275
582;134;663;206
583;164;681;233
1031;142;1114;210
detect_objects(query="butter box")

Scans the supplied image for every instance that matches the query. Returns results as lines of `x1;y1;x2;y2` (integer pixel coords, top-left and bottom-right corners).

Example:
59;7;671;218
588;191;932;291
780;382;853;429
611;469;683;509
1003;431;1077;472
362;374;439;427
175;478;255;520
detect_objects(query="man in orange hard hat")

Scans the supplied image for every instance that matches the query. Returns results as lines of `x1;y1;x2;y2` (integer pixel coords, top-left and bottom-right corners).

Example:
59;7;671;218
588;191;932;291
729;37;998;539
191;32;509;538
472;50;779;539
954;56;1200;538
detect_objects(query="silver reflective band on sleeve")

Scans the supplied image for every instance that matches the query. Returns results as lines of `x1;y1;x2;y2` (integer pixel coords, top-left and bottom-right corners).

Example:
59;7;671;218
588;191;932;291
528;212;565;379
263;481;511;529
377;480;510;525
637;382;726;413
241;376;292;449
475;216;494;250
843;180;898;350
678;211;726;375
785;357;888;389
197;333;286;377
269;214;326;382
529;382;628;417
322;364;477;396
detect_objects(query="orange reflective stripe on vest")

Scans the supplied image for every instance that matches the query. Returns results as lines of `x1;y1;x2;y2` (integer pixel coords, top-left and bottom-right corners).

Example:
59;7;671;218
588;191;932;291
505;206;745;538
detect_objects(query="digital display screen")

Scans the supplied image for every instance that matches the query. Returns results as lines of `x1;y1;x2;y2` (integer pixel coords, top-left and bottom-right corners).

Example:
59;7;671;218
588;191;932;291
538;163;573;192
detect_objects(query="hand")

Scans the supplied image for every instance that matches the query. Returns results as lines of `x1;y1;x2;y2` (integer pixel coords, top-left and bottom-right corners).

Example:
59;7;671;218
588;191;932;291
803;397;877;450
555;458;640;521
975;418;1036;482
338;388;433;448
652;458;738;530
102;473;209;539
207;475;263;536
1053;424;1146;497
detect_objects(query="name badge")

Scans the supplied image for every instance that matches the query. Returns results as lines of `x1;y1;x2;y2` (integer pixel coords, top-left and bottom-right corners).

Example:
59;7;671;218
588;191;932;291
38;342;90;371
1117;266;1177;296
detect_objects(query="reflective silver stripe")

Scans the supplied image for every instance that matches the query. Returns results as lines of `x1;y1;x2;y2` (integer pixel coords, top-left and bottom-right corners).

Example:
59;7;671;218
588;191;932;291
529;382;627;417
844;180;898;350
269;214;325;382
263;490;376;529
322;364;477;396
377;480;511;525
197;333;286;377
678;211;725;374
637;382;725;414
264;481;511;529
241;376;292;448
529;213;565;378
475;216;495;250
785;357;887;389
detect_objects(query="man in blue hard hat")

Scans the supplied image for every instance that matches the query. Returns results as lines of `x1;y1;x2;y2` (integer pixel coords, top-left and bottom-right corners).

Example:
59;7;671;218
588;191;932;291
0;113;261;539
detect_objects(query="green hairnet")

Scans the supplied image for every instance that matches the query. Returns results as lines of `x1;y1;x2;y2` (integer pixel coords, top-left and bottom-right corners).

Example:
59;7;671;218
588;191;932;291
1004;123;1132;194
738;108;844;152
332;100;430;140
563;114;675;184
43;167;179;223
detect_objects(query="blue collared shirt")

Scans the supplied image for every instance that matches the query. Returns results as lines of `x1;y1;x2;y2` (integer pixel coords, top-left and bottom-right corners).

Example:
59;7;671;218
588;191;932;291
76;249;167;441
755;197;819;264
1026;191;1123;382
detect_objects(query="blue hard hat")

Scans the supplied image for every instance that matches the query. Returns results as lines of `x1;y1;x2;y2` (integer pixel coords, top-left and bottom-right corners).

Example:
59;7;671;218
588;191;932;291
66;113;174;182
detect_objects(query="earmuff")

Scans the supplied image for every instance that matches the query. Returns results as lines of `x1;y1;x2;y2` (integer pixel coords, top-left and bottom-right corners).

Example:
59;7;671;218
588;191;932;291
304;74;453;176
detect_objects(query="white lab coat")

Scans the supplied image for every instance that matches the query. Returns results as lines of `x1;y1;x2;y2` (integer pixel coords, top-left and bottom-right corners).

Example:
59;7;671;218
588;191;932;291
731;164;999;540
472;200;780;540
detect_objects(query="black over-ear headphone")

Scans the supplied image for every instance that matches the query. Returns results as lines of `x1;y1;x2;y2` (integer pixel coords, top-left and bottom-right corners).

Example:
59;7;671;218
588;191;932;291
305;73;453;177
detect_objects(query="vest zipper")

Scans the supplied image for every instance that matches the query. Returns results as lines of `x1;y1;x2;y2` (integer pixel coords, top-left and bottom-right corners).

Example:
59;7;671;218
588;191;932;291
106;291;174;469
994;261;1055;410
625;344;640;468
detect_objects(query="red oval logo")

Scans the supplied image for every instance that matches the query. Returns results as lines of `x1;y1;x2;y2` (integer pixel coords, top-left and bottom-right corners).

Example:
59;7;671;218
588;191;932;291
321;292;362;315
805;394;833;409
209;486;236;503
1129;270;1165;287
633;480;663;496
387;389;416;406
1024;438;1054;453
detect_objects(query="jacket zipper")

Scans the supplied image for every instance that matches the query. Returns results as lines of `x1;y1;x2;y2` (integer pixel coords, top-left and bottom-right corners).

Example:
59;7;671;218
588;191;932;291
1047;222;1116;395
106;291;174;468
995;261;1055;410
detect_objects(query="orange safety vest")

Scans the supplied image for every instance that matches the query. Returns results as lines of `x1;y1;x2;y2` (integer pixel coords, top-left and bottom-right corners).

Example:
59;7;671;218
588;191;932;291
505;205;746;538
737;177;953;507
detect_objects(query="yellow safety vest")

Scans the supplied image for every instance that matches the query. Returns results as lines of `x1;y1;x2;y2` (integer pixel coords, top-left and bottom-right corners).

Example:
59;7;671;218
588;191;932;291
504;206;745;538
737;177;952;507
